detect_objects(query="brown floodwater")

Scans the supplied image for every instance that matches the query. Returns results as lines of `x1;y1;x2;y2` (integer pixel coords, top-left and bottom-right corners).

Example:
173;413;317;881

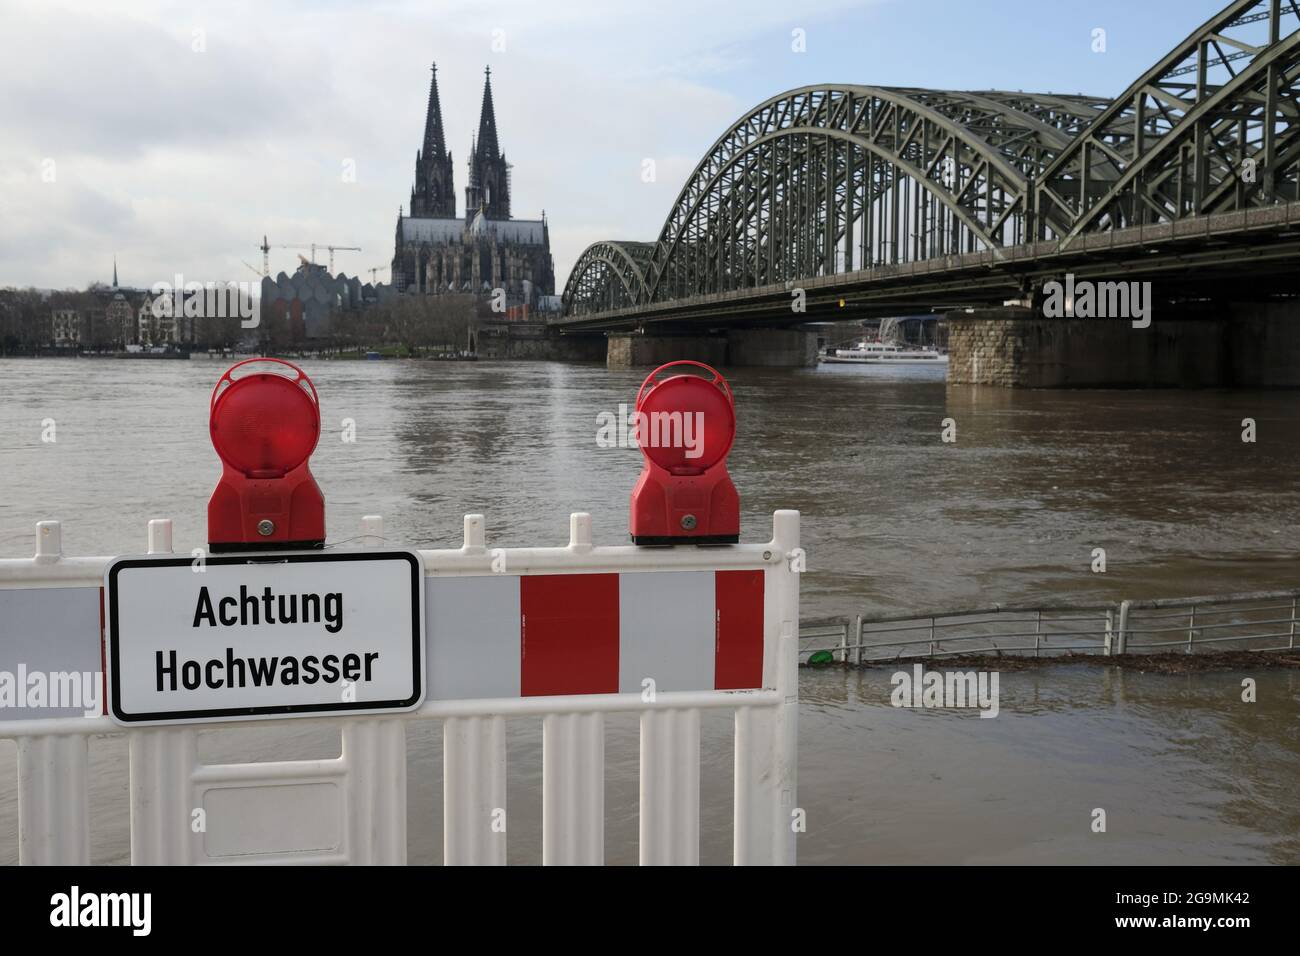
0;356;1297;863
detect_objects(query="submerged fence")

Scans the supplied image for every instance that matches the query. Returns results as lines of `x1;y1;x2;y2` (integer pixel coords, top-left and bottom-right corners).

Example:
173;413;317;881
801;591;1300;664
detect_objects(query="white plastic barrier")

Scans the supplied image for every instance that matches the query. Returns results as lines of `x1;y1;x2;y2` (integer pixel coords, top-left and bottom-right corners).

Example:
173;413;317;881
0;511;800;866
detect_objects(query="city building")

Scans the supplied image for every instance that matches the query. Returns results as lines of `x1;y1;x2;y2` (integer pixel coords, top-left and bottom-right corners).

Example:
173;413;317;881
391;65;555;308
259;258;389;340
50;308;81;347
79;259;147;346
39;262;241;349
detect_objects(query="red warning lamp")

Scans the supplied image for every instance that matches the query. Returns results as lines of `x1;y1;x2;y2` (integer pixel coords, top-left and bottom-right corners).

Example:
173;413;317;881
629;360;740;545
207;358;325;552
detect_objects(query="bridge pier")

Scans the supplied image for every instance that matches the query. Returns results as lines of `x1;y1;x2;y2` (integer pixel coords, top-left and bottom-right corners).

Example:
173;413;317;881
607;329;817;369
476;321;606;361
947;302;1300;388
724;328;819;367
607;334;726;369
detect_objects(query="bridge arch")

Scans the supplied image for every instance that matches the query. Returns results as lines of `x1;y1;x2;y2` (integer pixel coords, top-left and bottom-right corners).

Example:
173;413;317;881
1035;0;1300;239
563;85;1107;315
642;85;1092;304
560;241;653;317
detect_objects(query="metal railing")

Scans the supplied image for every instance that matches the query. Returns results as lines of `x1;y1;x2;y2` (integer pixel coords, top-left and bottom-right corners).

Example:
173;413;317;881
1118;591;1300;654
802;590;1300;664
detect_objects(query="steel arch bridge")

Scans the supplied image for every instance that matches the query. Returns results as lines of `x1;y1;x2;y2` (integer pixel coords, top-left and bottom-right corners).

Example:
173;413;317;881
562;0;1300;323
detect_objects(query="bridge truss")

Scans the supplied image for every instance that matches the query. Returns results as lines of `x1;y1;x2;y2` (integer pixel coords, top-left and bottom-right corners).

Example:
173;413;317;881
563;0;1300;320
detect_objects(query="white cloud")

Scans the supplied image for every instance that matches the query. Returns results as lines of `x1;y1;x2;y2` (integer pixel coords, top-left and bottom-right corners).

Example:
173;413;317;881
0;0;877;290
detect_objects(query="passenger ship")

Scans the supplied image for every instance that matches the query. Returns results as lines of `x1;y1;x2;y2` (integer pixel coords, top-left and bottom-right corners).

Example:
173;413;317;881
821;341;948;364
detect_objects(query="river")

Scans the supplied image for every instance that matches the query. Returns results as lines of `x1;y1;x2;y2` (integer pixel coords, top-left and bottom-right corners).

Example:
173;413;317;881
0;356;1297;863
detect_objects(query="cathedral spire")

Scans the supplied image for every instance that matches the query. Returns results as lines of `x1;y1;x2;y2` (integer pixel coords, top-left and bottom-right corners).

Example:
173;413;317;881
410;60;455;218
476;66;500;163
112;255;118;288
464;66;509;218
423;62;448;160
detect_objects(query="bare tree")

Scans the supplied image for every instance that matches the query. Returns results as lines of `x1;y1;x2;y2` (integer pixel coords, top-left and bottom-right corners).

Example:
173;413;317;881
337;294;476;353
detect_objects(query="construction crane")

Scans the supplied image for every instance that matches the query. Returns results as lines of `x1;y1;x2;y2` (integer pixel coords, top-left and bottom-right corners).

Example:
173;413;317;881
257;236;313;276
239;259;264;279
316;245;361;273
257;238;361;275
367;264;389;284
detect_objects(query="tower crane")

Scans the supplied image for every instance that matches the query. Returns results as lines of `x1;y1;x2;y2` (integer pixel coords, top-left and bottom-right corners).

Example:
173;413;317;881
316;245;361;273
257;236;313;276
367;264;389;284
257;238;362;275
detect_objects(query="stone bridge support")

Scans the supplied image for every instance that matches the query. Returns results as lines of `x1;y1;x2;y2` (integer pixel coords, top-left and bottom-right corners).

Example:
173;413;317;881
947;303;1300;388
606;328;817;368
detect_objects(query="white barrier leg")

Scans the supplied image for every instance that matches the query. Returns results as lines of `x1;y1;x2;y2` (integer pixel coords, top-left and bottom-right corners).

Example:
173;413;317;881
542;712;603;865
774;623;799;865
17;734;90;865
639;707;700;865
129;728;197;865
342;719;407;865
443;714;507;865
733;689;797;865
733;704;778;864
736;510;800;866
346;515;408;865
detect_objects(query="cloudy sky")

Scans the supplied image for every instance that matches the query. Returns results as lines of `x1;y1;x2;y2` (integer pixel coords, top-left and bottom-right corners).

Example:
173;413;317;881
0;0;1229;292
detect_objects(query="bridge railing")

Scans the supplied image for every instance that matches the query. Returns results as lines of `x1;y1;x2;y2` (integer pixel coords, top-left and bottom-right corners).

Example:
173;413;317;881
802;591;1300;663
0;511;801;866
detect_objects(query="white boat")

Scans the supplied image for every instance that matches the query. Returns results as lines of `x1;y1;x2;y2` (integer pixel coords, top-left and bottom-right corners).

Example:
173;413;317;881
821;341;948;364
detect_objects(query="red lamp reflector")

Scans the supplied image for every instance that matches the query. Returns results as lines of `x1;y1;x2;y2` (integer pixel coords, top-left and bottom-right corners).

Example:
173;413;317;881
207;359;325;552
210;371;319;477
635;371;735;475
630;360;740;546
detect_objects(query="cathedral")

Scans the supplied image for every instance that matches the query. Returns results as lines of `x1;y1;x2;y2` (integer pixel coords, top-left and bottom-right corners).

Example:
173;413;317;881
391;65;555;307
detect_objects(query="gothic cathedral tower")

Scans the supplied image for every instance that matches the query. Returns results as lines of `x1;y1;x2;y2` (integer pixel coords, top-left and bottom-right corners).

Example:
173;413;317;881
465;67;510;220
410;64;455;218
393;64;552;299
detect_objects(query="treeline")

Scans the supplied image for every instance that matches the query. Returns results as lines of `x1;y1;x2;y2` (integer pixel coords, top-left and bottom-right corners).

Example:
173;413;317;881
2;285;485;354
0;288;54;350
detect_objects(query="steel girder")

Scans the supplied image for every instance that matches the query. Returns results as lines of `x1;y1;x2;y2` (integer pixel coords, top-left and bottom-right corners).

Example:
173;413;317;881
1034;0;1300;239
967;91;1112;140
888;89;1107;175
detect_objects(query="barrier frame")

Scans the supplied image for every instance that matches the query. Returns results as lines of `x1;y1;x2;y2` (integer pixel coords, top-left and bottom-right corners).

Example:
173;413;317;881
0;510;800;866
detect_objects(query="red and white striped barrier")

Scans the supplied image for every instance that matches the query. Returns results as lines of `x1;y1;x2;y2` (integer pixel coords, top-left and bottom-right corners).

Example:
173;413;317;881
0;510;800;866
426;568;763;699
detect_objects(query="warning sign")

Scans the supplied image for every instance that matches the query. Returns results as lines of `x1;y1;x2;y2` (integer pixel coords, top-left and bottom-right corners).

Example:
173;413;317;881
105;550;424;725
